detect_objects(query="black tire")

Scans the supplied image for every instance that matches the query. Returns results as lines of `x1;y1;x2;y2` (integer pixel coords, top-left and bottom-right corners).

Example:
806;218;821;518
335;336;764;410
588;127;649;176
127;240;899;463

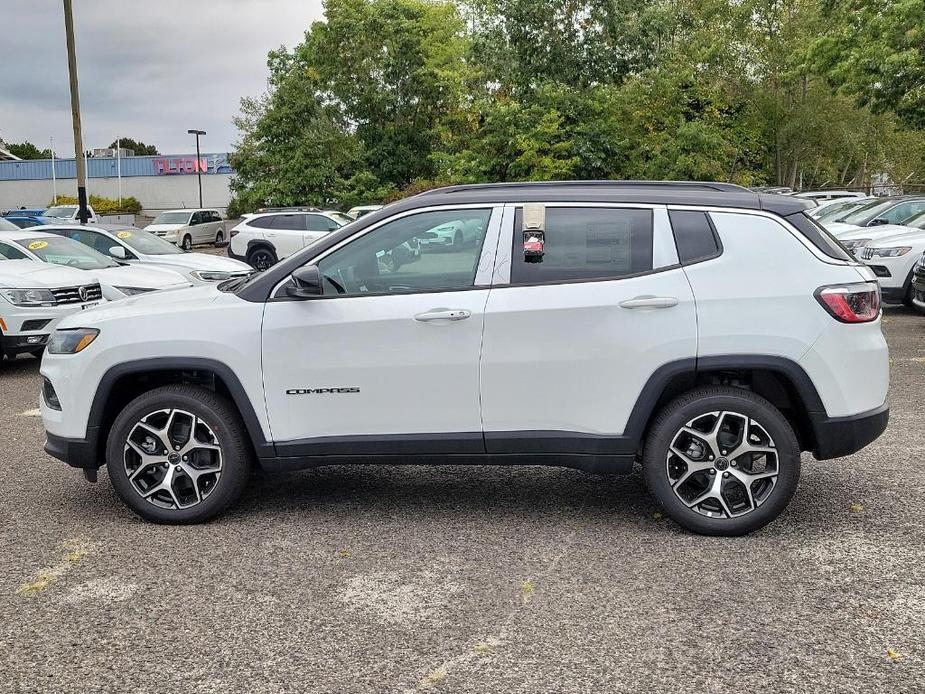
182;234;193;251
247;246;277;272
215;230;224;247
29;347;45;359
106;385;253;524
902;277;914;307
643;386;800;536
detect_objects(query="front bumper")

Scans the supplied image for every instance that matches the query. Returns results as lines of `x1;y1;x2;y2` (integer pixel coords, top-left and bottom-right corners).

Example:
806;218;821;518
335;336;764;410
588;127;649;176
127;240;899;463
44;430;101;469
1;332;49;356
810;403;889;460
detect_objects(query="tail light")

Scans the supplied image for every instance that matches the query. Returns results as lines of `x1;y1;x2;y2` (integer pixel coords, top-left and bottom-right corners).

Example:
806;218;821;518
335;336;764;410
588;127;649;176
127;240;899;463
229;229;239;238
815;282;881;323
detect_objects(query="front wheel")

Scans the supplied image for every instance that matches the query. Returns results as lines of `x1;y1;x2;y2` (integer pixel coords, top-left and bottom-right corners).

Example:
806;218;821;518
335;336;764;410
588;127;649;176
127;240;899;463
106;385;252;523
215;231;225;246
643;386;800;536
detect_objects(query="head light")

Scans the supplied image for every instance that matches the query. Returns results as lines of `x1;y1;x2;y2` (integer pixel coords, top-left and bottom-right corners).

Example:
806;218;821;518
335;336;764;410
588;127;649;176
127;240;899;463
0;288;56;306
190;270;233;282
869;247;912;258
47;328;100;354
841;238;871;251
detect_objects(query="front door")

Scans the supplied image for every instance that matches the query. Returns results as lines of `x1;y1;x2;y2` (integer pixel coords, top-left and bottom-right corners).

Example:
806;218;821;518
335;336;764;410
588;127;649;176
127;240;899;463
479;204;697;453
261;205;502;455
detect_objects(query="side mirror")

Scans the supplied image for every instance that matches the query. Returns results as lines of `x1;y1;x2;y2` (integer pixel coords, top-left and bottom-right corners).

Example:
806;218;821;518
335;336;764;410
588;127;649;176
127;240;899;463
286;265;324;298
869;218;889;226
109;245;127;259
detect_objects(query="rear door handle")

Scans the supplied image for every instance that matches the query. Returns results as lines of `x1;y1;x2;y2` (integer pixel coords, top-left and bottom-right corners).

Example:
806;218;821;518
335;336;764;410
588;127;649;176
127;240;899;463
414;308;471;322
619;296;679;309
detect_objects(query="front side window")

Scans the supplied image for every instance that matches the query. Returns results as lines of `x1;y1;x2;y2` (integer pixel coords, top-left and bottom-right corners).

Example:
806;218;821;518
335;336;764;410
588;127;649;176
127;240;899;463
61;228;127;256
511;207;653;284
315;208;491;296
885;201;925;225
306;214;339;232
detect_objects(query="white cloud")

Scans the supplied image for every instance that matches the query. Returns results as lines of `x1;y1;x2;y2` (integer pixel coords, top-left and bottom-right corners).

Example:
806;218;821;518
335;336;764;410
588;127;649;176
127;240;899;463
0;0;325;154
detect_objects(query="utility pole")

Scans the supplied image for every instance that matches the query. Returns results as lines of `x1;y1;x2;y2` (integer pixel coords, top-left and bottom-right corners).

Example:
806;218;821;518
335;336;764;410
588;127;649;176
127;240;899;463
50;136;57;204
188;129;206;208
63;0;88;224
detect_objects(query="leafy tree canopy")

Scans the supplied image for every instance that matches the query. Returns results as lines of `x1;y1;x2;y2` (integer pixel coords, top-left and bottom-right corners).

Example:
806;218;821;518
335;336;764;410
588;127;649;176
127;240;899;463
108;138;159;155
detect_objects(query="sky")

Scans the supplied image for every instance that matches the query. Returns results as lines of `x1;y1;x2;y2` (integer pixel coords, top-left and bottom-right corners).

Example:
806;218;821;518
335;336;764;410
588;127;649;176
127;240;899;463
0;0;326;156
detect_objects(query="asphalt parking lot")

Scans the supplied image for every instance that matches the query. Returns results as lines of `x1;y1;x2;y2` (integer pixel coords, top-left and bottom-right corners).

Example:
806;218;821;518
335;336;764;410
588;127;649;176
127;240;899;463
1;307;922;693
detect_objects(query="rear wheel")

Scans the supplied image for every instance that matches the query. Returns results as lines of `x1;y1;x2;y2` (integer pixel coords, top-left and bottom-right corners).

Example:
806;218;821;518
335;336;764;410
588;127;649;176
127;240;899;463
643;386;800;536
215;230;224;246
247;246;277;272
182;234;193;251
106;385;252;524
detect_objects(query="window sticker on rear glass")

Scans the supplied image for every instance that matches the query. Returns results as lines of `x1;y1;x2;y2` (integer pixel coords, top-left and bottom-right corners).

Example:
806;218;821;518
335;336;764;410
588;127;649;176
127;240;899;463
28;240;49;251
117;231;132;239
585;220;631;267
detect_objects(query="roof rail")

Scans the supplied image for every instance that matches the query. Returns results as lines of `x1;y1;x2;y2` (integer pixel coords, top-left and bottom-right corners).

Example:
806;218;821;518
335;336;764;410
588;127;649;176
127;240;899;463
417;180;751;197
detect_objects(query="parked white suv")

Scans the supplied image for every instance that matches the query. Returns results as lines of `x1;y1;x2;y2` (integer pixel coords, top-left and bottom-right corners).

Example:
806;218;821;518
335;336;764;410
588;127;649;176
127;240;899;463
41;182;889;535
144;209;225;249
0;258;103;360
42;224;252;284
228;210;346;271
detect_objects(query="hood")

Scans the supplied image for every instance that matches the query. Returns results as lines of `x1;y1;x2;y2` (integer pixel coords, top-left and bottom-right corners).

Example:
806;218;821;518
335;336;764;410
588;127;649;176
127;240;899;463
837;224;918;242
139;252;251;273
866;228;925;249
144;223;187;232
57;283;221;329
826;222;863;236
93;264;192;290
0;259;98;288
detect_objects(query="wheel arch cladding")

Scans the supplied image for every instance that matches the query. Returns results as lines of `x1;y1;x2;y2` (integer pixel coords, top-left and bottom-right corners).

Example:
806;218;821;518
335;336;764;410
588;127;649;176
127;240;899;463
630;355;824;454
89;358;273;466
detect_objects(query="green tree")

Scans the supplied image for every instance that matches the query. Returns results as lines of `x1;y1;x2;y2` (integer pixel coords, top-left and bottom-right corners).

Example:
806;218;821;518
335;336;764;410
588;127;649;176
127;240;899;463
4;141;51;159
108;138;158;155
812;0;925;128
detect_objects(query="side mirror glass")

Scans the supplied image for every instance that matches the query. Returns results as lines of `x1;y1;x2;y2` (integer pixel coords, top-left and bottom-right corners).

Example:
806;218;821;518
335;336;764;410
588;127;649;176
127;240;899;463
109;245;127;259
286;265;324;298
869;218;889;226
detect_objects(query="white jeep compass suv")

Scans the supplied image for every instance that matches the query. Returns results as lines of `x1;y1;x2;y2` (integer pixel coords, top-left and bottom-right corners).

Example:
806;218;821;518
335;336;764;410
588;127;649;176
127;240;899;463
40;182;889;535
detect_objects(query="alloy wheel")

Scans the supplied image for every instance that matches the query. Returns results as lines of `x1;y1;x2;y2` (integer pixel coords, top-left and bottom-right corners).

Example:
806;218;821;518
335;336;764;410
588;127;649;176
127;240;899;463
123;408;223;509
665;410;778;519
251;250;274;271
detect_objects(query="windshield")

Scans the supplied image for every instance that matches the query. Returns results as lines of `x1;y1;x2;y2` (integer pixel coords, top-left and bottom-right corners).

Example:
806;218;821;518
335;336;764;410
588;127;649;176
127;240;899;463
44;205;78;219
112;228;185;255
815;199;865;222
18;235;119;270
325;212;352;226
835;199;894;224
901;210;925;229
152;212;192;225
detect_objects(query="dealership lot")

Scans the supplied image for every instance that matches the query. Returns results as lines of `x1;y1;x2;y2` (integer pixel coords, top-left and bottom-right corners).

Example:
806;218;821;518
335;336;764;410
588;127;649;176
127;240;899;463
0;307;921;692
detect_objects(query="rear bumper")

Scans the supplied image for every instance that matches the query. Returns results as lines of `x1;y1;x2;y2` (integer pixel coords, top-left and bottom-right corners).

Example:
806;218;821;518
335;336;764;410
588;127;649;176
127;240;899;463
44;429;101;469
810;403;889;460
227;245;247;263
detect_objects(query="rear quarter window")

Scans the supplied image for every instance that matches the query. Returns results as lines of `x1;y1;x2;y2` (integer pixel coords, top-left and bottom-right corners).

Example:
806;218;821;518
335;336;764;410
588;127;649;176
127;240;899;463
668;210;721;264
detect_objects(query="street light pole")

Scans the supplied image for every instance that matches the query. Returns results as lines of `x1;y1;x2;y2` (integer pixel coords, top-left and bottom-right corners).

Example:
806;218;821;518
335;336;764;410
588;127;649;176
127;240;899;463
62;0;88;224
188;129;206;208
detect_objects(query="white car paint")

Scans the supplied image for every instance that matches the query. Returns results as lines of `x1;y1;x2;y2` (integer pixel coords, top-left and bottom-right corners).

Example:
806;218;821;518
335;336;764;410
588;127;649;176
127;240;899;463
41;224;251;285
857;227;925;303
42;204;98;224
835;223;923;256
0;259;103;357
0;229;191;300
144;209;225;248
228;211;345;269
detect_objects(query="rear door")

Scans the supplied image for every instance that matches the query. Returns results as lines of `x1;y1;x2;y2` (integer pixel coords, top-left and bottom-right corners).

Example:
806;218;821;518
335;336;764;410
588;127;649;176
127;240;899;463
267;214;308;258
479;203;697;454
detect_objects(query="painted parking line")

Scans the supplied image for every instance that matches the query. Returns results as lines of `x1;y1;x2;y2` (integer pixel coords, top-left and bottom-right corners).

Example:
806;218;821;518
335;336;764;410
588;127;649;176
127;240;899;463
20;409;41;417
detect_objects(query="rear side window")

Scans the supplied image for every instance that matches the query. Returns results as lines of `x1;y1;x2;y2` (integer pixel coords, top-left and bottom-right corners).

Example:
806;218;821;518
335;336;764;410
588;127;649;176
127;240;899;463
668;210;721;264
270;215;306;231
511;207;653;284
784;212;853;261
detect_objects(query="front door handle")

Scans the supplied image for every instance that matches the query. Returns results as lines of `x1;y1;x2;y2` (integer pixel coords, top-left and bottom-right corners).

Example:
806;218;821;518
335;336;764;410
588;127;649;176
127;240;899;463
619;296;679;309
414;308;472;322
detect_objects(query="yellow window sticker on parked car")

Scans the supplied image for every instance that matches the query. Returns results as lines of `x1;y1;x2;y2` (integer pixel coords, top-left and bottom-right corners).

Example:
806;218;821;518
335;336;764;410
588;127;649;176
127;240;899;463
117;231;133;239
28;240;49;251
